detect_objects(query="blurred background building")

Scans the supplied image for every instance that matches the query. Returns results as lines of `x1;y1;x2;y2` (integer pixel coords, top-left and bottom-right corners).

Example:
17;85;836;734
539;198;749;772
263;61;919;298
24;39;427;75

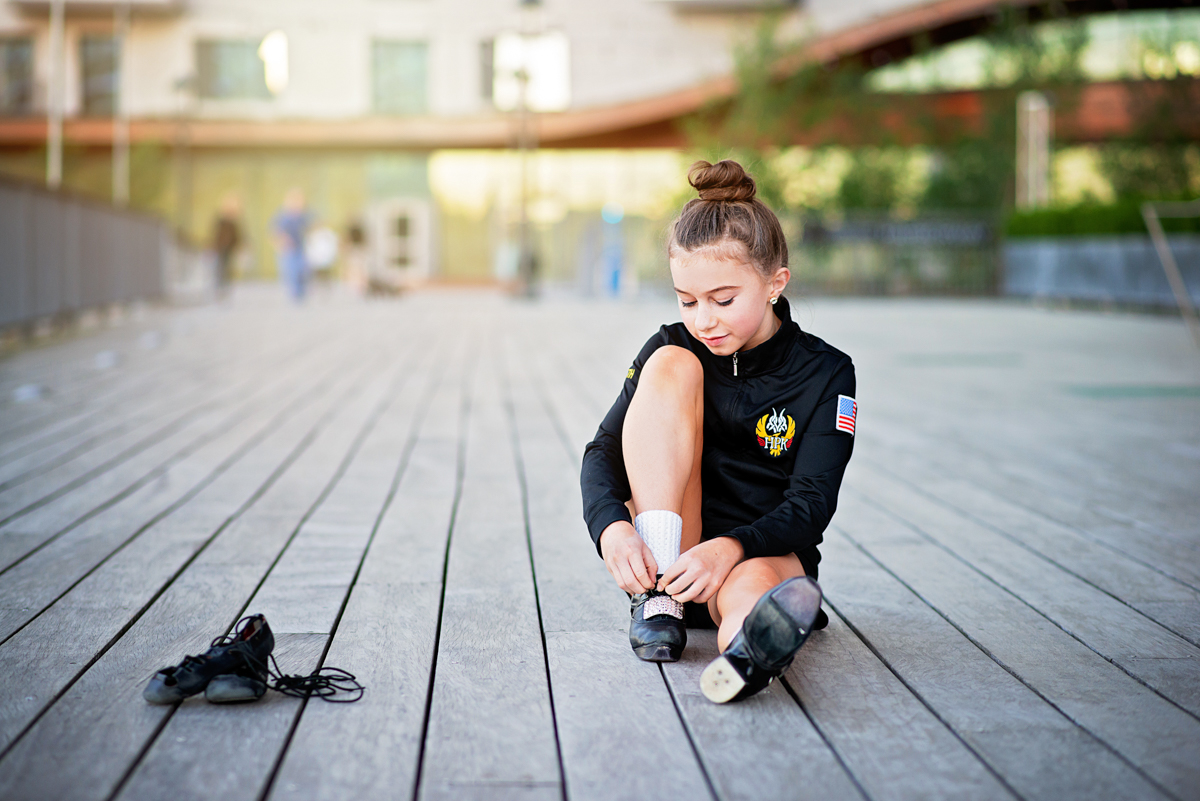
0;0;1198;304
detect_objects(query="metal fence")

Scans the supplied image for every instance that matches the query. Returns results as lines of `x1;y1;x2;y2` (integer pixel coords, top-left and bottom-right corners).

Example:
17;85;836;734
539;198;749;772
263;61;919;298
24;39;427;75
0;176;166;330
1004;235;1200;307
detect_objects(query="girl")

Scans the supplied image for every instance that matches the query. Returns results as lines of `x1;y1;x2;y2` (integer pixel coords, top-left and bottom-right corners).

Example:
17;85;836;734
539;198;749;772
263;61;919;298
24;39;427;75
580;160;856;703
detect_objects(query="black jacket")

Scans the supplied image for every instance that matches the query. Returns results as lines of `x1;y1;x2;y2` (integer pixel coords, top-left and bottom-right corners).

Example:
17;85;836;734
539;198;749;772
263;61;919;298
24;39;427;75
580;297;855;579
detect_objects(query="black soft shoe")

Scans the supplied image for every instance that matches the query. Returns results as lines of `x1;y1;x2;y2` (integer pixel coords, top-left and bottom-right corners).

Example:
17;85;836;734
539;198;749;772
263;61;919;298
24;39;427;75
205;672;268;704
629;589;686;662
143;614;275;704
700;577;822;703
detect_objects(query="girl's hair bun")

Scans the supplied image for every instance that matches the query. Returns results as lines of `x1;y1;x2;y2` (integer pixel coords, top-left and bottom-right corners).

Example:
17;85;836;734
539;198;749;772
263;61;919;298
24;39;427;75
688;159;757;202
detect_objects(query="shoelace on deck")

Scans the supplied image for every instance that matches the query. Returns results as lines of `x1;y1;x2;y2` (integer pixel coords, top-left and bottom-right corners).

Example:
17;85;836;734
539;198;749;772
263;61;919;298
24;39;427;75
215;616;366;703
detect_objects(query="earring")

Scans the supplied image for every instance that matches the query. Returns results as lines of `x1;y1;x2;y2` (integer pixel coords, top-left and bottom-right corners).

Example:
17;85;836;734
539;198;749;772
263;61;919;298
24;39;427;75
770;296;778;305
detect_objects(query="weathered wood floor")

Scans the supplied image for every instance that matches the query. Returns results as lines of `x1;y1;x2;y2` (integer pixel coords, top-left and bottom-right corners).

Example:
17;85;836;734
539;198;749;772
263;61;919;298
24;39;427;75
0;287;1198;801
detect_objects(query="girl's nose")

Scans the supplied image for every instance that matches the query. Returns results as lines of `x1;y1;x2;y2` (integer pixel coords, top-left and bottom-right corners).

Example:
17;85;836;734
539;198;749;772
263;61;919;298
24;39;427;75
695;307;714;331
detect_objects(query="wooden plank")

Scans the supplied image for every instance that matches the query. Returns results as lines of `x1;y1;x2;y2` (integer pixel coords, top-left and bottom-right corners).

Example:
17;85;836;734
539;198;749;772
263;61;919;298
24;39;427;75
267;331;469;801
662;629;866;801
0;321;344;570
114;333;444;801
0;304;302;456
831;490;1200;800
0;319;327;483
0;344;404;801
784;606;1017;801
849;465;1200;719
0;320;348;522
0;379;261;523
505;337;716;801
0;345;380;748
819;527;1169;801
859;462;1200;645
0;370;184;466
857;432;1200;589
0;340;347;643
0;311;344;535
0;371;300;573
417;343;561;801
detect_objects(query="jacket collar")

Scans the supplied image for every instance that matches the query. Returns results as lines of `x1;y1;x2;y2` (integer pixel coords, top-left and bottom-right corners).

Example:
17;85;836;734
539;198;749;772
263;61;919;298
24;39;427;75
695;296;799;379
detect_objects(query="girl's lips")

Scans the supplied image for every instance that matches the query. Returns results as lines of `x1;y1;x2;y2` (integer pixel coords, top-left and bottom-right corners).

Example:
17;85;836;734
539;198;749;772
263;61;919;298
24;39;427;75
701;335;728;348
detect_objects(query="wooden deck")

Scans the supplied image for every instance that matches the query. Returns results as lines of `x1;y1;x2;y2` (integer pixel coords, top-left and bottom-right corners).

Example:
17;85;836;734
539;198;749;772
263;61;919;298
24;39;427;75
0;287;1198;801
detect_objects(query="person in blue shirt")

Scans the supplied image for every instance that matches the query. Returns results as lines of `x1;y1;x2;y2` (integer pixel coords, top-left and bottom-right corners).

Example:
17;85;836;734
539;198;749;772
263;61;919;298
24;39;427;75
272;188;311;302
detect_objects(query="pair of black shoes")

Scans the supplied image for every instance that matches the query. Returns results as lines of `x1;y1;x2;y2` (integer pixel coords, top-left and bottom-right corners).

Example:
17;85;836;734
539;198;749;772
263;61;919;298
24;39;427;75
630;577;825;703
144;615;275;705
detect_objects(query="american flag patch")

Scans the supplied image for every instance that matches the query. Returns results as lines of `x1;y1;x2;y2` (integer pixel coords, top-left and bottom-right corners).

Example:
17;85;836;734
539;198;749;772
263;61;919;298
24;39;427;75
835;395;857;435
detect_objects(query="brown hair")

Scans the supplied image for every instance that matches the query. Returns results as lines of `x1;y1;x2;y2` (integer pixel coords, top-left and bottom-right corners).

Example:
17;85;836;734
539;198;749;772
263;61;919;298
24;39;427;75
667;160;788;280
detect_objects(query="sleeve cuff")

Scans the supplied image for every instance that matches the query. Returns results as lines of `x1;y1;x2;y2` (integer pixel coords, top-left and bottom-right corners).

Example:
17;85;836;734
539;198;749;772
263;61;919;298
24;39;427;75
586;501;633;557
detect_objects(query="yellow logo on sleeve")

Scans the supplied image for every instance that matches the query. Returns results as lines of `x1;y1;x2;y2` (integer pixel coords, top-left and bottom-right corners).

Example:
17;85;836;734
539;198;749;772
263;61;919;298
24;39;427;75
755;408;795;457
627;368;636;380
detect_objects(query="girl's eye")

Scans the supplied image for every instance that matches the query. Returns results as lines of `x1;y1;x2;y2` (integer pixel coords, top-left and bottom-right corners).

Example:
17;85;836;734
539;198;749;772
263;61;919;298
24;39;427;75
680;300;697;308
716;298;734;307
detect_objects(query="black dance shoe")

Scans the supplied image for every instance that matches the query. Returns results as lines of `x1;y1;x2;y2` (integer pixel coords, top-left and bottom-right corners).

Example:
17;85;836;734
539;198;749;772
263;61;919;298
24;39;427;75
700;577;822;703
143;614;275;704
629;588;686;662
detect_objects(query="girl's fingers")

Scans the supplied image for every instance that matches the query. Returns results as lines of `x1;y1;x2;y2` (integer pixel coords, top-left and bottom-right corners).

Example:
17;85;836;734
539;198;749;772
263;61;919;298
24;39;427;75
632;551;656;590
665;566;702;599
613;561;638;595
659;558;687;590
673;577;705;604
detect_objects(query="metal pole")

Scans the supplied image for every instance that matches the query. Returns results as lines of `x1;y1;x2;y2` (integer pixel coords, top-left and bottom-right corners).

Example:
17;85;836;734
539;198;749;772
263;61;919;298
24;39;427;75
1016;91;1051;209
113;2;130;206
1142;200;1200;350
46;0;65;189
516;65;534;296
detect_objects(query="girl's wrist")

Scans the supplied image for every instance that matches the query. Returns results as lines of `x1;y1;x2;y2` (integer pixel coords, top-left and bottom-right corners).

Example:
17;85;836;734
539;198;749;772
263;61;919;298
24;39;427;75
712;534;744;563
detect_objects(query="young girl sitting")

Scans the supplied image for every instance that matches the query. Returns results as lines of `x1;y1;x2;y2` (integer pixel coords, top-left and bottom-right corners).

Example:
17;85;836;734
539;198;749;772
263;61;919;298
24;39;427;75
581;159;857;703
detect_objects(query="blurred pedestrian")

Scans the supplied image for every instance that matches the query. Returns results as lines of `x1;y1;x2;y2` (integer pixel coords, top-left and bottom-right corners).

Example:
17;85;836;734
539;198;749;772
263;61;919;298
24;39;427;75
305;224;339;296
343;221;369;297
211;194;242;301
272;188;311;302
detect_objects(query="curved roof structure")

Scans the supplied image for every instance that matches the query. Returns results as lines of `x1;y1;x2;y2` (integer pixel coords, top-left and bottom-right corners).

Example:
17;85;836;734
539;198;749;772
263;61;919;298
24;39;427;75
0;0;1194;150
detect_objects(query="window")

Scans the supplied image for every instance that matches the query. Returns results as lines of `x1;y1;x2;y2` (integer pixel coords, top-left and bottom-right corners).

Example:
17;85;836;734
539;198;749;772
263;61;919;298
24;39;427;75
81;35;119;116
372;41;428;115
0;38;33;115
491;31;570;112
196;40;271;100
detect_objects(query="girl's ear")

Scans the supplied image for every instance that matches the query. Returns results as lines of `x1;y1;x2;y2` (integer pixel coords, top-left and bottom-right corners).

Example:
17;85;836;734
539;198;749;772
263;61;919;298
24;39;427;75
770;268;791;300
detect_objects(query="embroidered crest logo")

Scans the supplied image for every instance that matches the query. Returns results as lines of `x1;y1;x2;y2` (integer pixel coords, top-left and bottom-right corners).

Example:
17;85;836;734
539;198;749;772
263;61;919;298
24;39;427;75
755;408;796;457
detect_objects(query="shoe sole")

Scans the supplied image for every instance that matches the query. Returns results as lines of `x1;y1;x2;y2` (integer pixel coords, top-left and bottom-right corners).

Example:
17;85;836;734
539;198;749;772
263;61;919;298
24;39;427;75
700;655;746;703
746;577;823;665
633;643;681;662
700;577;823;704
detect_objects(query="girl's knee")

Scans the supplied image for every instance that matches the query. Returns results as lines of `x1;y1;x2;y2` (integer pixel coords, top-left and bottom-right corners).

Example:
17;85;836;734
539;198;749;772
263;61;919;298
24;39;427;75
724;558;784;592
641;346;703;390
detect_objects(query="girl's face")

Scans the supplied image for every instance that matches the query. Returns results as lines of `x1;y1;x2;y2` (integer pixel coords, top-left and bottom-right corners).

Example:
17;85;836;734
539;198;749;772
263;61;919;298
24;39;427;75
669;246;789;356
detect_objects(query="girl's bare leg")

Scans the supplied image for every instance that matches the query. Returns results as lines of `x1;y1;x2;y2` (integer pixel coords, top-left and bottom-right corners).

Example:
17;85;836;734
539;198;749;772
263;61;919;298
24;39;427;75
708;554;807;651
622;346;704;553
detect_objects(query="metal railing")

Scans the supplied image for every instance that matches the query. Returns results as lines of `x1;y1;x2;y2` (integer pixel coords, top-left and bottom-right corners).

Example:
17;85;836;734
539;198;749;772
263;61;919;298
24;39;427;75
0;175;166;330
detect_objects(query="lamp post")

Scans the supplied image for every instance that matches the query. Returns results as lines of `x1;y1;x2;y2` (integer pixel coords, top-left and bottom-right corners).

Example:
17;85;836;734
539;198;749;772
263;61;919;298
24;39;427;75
515;0;541;298
46;0;64;189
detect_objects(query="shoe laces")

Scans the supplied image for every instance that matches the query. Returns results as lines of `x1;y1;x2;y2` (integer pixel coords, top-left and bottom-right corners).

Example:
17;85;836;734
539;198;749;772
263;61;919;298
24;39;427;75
221;615;366;703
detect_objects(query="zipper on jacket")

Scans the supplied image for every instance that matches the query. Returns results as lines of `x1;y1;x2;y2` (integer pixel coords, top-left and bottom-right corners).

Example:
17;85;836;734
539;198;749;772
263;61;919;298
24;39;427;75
733;352;738;376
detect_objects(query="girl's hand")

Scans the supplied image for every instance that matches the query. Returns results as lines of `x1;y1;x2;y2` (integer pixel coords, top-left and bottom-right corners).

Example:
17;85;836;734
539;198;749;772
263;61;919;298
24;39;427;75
659;537;743;604
599;521;658;594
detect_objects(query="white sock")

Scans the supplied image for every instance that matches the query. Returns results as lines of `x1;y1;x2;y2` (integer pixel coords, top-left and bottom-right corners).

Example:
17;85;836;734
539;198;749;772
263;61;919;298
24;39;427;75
635;511;683;620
